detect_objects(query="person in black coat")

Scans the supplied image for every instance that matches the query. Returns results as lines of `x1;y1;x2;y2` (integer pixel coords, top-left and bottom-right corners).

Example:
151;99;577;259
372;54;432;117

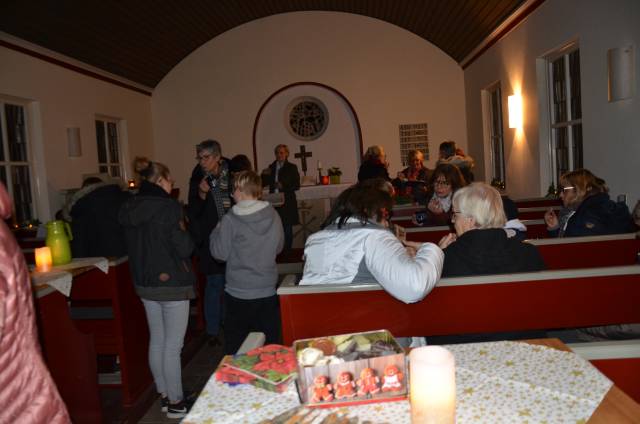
439;182;545;278
358;145;390;182
544;169;634;237
65;177;130;258
186;139;232;346
262;144;300;250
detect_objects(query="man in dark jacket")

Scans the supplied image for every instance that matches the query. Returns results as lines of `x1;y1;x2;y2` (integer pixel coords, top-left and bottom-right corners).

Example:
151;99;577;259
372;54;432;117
187;139;231;346
262;144;300;250
65;177;130;258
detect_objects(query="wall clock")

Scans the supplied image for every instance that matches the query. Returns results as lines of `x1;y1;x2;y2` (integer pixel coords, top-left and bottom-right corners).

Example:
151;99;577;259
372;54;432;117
286;97;329;140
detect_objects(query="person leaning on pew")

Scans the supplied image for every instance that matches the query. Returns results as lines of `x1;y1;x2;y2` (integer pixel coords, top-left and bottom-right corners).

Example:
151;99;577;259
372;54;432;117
438;182;546;278
544;168;634;237
299;183;444;304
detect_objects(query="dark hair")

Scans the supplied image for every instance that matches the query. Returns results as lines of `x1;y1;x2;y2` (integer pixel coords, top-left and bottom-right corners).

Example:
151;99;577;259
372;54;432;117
439;141;457;159
229;154;253;174
321;185;393;229
133;156;170;183
428;163;467;192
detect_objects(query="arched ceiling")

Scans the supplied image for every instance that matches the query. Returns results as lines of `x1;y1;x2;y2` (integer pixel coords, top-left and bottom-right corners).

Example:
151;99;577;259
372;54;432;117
1;0;530;89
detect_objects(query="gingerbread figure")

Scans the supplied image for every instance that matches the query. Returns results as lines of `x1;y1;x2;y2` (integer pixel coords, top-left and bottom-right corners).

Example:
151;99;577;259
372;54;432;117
381;364;404;392
311;375;334;402
334;371;357;399
356;367;380;397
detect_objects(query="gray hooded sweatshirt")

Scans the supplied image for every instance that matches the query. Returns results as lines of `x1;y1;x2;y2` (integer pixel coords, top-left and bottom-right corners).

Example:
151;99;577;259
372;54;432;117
209;200;284;299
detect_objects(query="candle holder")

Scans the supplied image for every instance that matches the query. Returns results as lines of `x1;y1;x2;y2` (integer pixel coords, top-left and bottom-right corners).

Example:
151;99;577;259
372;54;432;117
317;168;323;184
35;246;53;272
321;175;330;185
409;346;456;424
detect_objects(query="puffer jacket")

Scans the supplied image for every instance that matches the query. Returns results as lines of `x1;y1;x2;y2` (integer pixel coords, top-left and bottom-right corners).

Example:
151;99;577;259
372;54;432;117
557;192;634;237
119;181;196;301
0;183;70;423
300;219;444;303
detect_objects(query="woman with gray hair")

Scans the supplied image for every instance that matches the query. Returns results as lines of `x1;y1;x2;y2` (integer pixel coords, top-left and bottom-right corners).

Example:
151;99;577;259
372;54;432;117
438;182;545;278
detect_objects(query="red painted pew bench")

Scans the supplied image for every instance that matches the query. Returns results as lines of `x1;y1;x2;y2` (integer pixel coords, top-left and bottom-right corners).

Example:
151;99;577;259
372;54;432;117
68;258;152;407
530;233;640;270
514;197;562;208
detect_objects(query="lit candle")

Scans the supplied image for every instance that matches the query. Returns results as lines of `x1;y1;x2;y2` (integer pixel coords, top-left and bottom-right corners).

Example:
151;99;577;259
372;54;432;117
410;346;456;424
317;160;322;170
128;179;136;189
35;246;53;273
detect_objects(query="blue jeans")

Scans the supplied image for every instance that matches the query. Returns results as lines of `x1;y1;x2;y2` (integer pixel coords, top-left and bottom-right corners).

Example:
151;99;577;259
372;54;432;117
141;299;189;403
205;274;225;336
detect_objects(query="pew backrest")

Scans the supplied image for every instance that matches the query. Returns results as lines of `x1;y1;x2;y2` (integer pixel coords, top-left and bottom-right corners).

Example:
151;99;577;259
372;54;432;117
278;265;640;344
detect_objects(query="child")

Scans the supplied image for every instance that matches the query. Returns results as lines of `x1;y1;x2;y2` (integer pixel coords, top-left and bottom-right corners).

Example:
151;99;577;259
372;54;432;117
209;170;284;354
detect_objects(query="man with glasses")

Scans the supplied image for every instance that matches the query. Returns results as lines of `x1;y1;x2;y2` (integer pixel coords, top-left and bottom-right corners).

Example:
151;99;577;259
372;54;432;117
187;139;231;346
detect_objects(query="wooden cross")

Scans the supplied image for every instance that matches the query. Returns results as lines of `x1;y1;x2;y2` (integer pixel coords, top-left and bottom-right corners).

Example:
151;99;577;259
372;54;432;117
294;145;313;175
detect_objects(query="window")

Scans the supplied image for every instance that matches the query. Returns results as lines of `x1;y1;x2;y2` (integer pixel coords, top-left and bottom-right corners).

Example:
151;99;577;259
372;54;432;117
0;101;34;224
95;118;122;177
548;48;582;186
487;84;506;187
399;123;429;166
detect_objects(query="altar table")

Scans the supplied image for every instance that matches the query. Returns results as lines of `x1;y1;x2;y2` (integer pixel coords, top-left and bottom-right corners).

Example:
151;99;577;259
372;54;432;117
182;339;640;423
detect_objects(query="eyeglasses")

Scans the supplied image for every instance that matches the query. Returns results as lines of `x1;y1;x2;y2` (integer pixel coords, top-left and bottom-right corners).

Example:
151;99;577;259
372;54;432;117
559;186;575;193
196;153;213;161
434;179;451;187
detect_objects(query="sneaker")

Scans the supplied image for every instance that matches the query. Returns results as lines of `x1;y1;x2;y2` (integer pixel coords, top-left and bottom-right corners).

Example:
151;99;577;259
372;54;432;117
160;396;169;413
166;400;188;419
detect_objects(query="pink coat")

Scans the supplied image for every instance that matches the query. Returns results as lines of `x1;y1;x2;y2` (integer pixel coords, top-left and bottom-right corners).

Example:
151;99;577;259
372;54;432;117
0;183;70;423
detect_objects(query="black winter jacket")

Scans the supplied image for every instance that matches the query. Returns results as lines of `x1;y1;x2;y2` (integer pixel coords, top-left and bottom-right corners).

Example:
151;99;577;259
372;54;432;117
551;192;634;237
442;228;545;278
119;181;196;301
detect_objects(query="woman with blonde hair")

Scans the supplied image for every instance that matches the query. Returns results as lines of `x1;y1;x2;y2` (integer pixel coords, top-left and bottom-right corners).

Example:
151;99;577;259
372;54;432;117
358;145;390;182
544;169;633;237
119;157;195;418
439;182;545;277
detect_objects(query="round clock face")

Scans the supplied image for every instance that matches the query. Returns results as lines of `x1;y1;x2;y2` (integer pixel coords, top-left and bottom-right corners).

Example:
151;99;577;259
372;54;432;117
287;97;328;140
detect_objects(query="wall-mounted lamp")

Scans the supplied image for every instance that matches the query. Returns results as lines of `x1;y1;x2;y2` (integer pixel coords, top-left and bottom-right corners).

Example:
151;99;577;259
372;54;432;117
67;127;82;157
608;46;635;102
508;94;523;129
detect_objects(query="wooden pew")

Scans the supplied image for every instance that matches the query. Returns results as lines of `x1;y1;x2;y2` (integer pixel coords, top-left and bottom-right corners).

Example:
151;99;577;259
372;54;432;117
530;233;640;270
518;206;560;220
278;265;640;402
513;197;562;208
400;219;549;243
70;258;153;407
34;285;103;424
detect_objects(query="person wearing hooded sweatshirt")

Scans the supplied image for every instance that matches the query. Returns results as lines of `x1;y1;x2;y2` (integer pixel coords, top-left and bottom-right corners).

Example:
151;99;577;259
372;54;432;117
210;170;284;354
118;157;195;419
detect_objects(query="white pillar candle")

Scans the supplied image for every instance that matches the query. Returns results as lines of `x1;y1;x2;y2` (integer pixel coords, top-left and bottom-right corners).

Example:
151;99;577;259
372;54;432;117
410;346;456;424
35;246;53;273
317;160;322;169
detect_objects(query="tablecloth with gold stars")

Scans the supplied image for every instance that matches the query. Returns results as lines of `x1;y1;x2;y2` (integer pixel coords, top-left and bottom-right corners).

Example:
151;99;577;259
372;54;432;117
182;341;612;423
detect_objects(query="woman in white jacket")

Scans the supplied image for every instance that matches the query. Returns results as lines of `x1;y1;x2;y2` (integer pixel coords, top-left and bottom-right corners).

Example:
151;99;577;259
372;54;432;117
300;185;444;303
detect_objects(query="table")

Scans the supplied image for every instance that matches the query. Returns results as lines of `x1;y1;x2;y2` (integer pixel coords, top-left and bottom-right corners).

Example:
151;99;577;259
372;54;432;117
182;339;640;423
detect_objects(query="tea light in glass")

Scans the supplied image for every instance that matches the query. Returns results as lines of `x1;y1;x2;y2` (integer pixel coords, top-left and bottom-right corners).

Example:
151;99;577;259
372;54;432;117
410;345;456;424
35;246;53;272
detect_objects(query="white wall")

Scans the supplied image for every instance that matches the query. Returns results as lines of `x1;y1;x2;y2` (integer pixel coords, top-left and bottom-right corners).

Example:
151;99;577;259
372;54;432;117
464;0;640;207
152;11;467;197
0;46;154;220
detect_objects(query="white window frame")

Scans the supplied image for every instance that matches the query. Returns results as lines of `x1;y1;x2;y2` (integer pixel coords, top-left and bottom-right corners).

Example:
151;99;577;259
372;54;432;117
95;116;125;179
481;82;506;187
0;98;38;224
545;42;582;188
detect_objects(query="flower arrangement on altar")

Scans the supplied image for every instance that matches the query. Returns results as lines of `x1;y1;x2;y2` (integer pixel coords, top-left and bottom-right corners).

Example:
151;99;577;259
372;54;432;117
328;167;342;184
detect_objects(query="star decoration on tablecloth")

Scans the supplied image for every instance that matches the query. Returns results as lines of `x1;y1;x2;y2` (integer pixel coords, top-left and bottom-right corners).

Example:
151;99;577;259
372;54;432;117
575;419;587;424
518;408;532;417
374;405;384;412
571;370;584;377
252;402;263;409
478;349;488;355
505;360;515;366
463;387;475;395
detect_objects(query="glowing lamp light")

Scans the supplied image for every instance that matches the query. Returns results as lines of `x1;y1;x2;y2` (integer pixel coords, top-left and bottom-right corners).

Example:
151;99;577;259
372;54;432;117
35;246;53;273
410;346;456;423
127;179;136;189
508;94;523;129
